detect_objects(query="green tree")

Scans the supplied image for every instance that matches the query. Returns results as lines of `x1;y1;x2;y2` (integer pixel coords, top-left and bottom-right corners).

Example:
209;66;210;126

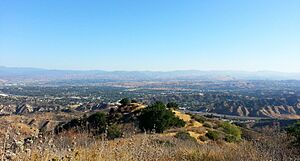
286;121;300;145
120;98;131;106
87;112;107;133
167;102;179;109
138;101;185;133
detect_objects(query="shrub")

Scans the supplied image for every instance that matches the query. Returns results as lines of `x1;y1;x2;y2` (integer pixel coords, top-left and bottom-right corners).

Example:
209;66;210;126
138;101;185;133
167;102;179;109
120;98;131;106
131;99;138;103
225;135;238;143
191;115;206;123
107;124;122;140
175;131;197;142
286;121;300;146
206;130;221;141
203;122;213;128
171;117;186;127
199;135;209;142
221;122;242;140
64;119;82;129
212;120;222;129
108;109;123;124
87;112;107;133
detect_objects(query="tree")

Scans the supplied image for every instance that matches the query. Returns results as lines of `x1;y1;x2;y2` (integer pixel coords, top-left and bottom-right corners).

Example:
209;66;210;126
167;102;179;109
286;121;300;146
120;98;131;106
138;101;185;133
87;112;107;133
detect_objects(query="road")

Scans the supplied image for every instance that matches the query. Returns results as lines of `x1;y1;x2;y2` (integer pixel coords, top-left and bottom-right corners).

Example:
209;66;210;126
183;110;270;121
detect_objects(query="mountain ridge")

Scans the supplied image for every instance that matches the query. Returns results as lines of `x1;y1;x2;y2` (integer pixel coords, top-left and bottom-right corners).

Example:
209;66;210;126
1;66;300;83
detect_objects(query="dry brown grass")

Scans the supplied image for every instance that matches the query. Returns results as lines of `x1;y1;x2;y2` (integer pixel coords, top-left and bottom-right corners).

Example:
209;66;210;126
1;111;299;161
2;121;299;161
165;110;205;142
8;132;270;161
0;112;80;138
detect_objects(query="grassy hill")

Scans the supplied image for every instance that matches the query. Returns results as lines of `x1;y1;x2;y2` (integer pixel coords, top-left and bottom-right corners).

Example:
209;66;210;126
1;100;299;160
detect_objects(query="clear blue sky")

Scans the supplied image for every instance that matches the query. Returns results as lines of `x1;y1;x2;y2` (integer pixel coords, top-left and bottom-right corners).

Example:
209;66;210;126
0;0;299;72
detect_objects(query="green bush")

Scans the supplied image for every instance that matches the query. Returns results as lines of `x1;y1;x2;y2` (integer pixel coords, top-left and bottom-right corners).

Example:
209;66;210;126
225;135;238;143
107;124;122;140
171;117;186;127
175;131;197;142
62;118;82;130
87;112;107;133
221;122;242;139
167;102;179;109
206;130;221;141
286;121;300;145
138;101;185;133
120;98;131;106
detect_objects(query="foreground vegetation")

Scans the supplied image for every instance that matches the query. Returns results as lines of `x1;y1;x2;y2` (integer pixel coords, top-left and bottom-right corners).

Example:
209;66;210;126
1;99;300;160
7;129;299;161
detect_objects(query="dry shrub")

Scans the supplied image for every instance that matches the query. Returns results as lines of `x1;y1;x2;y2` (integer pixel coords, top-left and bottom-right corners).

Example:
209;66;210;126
10;132;272;161
3;124;299;161
250;127;300;161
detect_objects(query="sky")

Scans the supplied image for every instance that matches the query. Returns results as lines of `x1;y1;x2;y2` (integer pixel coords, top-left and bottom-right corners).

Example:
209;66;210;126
0;0;300;72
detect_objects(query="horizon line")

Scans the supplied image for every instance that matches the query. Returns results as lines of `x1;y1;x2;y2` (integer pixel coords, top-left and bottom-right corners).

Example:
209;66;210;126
1;65;300;74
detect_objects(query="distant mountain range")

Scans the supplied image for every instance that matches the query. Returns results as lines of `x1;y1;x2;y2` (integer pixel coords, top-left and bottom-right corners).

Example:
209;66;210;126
0;66;300;83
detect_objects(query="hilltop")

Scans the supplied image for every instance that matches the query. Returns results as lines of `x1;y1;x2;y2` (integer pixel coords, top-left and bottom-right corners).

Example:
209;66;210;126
1;99;299;160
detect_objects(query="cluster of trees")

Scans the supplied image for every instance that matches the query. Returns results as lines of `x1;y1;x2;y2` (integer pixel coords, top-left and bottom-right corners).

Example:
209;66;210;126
56;100;185;139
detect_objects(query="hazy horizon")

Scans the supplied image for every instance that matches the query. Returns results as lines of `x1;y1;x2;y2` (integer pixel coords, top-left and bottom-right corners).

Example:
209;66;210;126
2;65;300;74
1;0;300;72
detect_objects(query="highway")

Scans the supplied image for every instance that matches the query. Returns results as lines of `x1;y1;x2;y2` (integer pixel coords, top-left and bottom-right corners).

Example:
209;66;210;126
183;110;270;121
